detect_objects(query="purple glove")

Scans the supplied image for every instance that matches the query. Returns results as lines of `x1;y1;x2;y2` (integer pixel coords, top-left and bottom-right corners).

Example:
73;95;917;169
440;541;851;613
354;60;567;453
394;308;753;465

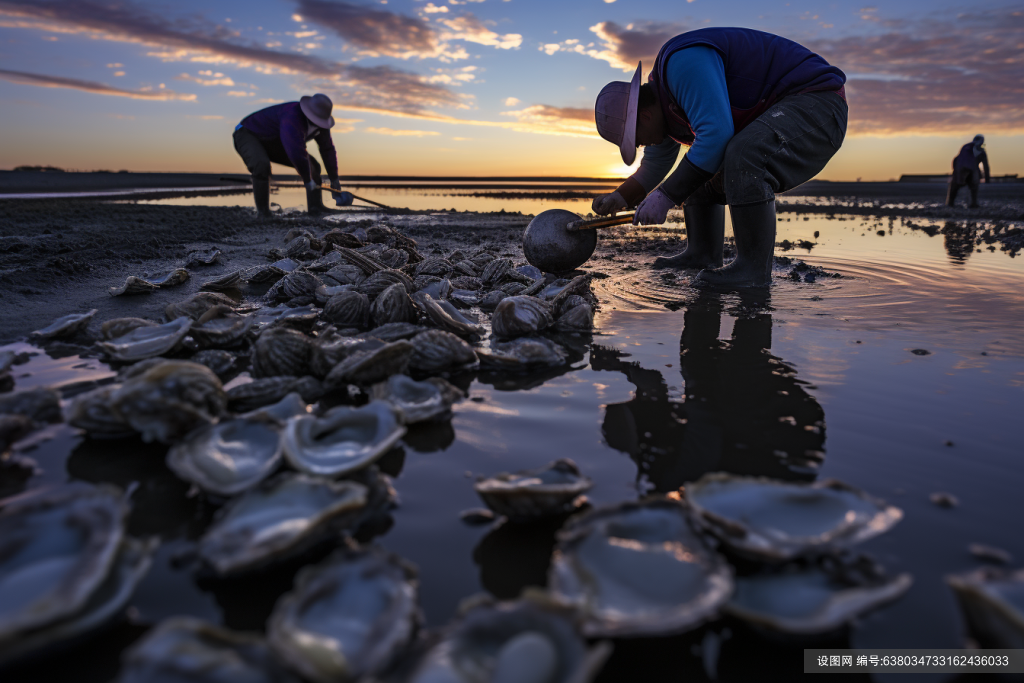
592;191;627;216
633;187;676;225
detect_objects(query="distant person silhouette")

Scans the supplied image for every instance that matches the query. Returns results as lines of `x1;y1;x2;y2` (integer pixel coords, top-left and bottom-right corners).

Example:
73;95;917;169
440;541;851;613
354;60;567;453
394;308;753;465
946;134;990;209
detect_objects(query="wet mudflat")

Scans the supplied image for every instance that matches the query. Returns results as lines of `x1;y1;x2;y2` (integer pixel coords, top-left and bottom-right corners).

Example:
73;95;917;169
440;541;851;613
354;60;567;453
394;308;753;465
1;194;1023;682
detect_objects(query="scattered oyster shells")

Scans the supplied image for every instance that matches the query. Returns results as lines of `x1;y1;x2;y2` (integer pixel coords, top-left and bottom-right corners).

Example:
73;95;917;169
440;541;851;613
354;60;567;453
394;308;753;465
30;309;97;339
405;594;610;683
282;401;405;477
117;617;299;683
947;566;1024;648
226;376;323;413
322;291;370;329
323;340;414;387
549;497;733;637
184;247;222;267
165;292;238;321
684;474;903;562
189;349;238;379
414;292;485;337
554;303;594;332
108;276;159;296
167;416;284;496
0;386;62;423
408;329;478;373
96;317;192;362
475;458;592;521
356;269;416;302
268;547;418;683
726;555;912;637
201;270;244;291
245;264;288;284
197;474;368;575
190;306;254;349
100;317;159;341
251;327;311;378
477;337;567;371
371;282;417;327
491;296;554;338
369;374;463;424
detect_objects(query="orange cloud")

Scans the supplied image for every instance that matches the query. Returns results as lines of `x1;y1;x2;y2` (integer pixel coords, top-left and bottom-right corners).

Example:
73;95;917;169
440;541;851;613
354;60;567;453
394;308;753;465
0;68;196;100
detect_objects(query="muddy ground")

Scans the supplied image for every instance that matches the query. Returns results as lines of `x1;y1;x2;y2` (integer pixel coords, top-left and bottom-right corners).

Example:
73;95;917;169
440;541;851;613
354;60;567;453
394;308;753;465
1;182;1022;343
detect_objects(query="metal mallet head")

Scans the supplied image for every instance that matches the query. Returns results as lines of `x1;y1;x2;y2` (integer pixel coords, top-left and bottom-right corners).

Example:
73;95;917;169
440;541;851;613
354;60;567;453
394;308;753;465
522;210;635;273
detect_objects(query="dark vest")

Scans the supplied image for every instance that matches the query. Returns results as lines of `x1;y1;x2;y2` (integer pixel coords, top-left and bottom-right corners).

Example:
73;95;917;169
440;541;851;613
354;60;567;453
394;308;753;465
649;28;847;145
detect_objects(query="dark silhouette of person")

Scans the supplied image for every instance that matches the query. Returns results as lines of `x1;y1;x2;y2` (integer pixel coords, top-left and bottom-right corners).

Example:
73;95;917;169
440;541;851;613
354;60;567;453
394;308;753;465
946;134;990;209
595;291;826;492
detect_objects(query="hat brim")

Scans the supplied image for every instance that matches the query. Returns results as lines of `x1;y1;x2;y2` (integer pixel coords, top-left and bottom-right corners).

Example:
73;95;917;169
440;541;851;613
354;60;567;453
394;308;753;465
300;96;335;129
619;63;641;166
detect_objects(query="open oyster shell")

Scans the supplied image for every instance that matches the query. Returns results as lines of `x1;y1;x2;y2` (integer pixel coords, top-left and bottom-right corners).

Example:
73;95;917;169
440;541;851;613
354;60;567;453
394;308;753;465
31;309;97;339
324;340;414;388
100;317;159;341
475;458;592;522
404;593;610;683
684;474;903;562
369;374;463;424
96;317;192;362
268;546;419;683
549;497;733;638
191;306;254;349
0;483;127;644
477;337;567;372
725;555;912;637
947;567;1024;648
282;400;406;477
413;292;485;337
226;376;323;413
407;329;478;373
491;296;554;338
118;616;299;683
198;474;368;575
167;416;283;496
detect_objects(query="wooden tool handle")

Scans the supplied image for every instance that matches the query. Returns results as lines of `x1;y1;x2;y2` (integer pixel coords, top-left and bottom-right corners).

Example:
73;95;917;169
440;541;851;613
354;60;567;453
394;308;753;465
566;212;636;232
318;185;393;210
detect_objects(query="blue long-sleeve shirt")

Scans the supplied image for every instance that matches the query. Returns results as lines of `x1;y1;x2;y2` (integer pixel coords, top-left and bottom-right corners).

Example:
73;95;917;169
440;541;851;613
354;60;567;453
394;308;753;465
240;102;339;184
632;47;734;192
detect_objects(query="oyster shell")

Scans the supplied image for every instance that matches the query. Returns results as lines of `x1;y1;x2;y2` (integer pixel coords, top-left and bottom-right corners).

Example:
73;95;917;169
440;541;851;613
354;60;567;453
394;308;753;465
278;271;321;302
475;459;592;521
110;360;226;443
549;497;733;638
369;374;463;424
414;257;453;277
554;303;594;332
367;322;427;342
480;289;507;312
408;329;478;373
240;392;310;423
184;247;222;267
726;554;912;637
405;594;609;683
323;291;371;329
324;263;367;286
324;340;415;387
356;269;417;301
482;257;513;286
198;474;368;575
65;384;132;436
0;386;62;423
245;264;288;284
189;349;238;380
335;246;386;275
268;547;418;683
453;260;479;277
500;282;527;296
477;337;567;371
190;306;254;349
371;282;417;327
201;270;244;292
165;292;237;321
96;317;192;362
309;329;378;378
308;250;344;272
413;292;485;337
684;474;903;562
323;228;364;249
100;317;159;341
118;617;299;683
282;401;405;477
0;484;127;643
315;283;354;305
252;304;319;332
167;416;284;496
108;275;158;296
491;296;554;338
31;309;97;339
0;536;155;666
251;327;311;378
226;376;323;413
947;567;1024;648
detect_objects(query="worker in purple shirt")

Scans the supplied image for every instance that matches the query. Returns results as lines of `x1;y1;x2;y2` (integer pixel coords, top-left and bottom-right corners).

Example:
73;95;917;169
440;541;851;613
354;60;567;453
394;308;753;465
592;28;848;288
232;93;353;217
946;135;990;209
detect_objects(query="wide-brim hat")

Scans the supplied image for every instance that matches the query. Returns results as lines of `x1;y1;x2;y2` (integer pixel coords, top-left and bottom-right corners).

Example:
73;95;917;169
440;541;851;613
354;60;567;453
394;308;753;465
594;62;642;165
300;93;335;129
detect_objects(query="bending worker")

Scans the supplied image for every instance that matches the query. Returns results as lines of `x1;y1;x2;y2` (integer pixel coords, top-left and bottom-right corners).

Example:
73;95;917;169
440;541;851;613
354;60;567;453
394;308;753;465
233;93;353;217
592;28;848;288
946;135;990;209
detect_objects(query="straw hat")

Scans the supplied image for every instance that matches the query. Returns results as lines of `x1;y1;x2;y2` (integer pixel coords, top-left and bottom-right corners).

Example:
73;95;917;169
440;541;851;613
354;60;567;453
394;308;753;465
300;93;335;129
594;62;641;165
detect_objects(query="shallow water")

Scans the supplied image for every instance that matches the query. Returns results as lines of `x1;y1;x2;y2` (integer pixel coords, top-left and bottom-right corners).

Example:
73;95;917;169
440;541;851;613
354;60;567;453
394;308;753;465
2;210;1023;682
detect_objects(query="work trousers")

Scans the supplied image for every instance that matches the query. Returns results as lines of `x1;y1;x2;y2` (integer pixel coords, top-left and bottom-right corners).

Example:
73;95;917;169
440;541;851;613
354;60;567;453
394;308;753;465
946;167;980;206
686;90;848;207
232;127;320;181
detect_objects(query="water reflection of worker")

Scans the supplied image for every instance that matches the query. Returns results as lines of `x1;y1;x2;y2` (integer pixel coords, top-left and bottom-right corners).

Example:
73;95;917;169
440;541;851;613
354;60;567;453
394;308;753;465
590;28;848;288
595;292;826;492
233;94;353;217
946;135;990;209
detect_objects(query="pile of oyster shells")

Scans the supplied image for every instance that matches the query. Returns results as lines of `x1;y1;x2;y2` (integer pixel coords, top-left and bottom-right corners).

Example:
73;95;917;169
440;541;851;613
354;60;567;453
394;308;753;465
2;220;1020;679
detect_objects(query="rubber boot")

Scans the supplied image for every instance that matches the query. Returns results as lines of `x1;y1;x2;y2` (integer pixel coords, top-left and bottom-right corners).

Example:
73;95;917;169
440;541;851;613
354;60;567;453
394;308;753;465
945;182;959;208
252;177;273;218
306;176;341;216
695;200;776;289
968;183;980;208
653;204;725;269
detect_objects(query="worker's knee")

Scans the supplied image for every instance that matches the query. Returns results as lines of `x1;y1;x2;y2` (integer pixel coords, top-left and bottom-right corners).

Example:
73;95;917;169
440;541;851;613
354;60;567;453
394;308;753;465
249;159;271;180
721;133;776;205
308;157;322;179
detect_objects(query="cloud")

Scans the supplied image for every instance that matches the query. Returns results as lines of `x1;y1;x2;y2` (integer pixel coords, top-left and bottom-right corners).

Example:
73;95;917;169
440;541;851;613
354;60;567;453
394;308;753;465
0;68;196;100
542;21;685;71
500;104;595;137
422;3;448;13
293;0;442;59
365;127;441;136
504;96;519;106
425;65;478;85
176;72;235;86
808;9;1024;135
0;0;462;116
226;90;254;97
438;14;521;49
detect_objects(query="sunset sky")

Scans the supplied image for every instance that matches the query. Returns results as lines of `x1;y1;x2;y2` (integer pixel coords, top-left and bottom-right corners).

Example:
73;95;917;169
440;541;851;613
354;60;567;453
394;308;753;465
1;0;1021;181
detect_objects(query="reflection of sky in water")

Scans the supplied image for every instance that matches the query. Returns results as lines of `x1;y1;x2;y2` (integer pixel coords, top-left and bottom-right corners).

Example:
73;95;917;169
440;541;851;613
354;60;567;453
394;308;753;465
3;205;1024;681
